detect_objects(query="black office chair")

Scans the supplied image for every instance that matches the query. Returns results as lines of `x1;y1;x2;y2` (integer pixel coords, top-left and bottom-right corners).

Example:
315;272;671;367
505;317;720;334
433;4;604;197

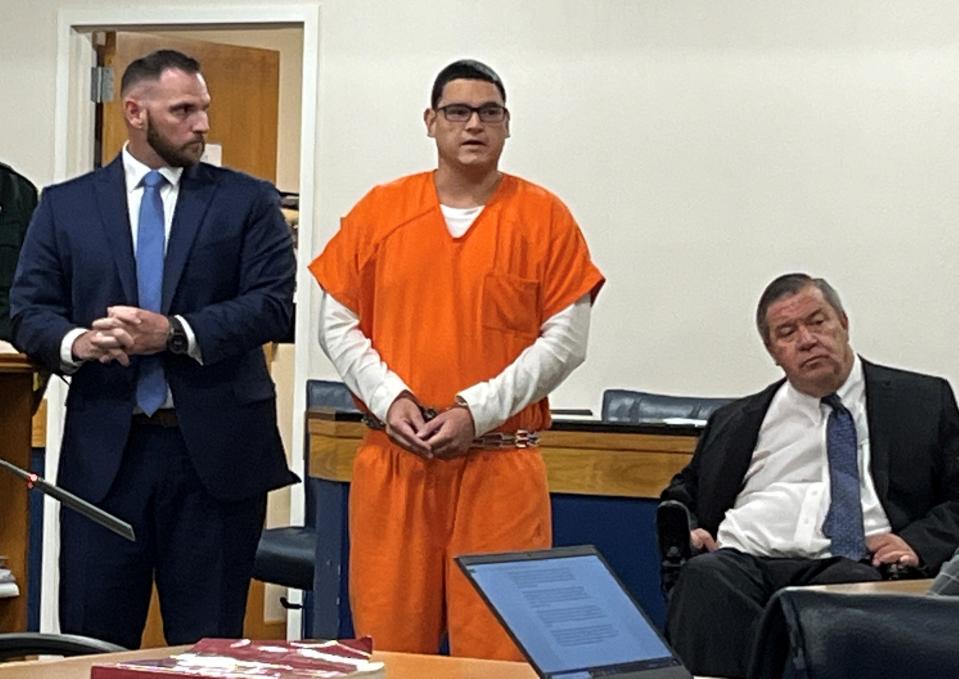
253;525;317;594
602;389;732;423
747;587;959;679
0;632;125;661
656;500;695;597
604;389;729;597
252;380;358;605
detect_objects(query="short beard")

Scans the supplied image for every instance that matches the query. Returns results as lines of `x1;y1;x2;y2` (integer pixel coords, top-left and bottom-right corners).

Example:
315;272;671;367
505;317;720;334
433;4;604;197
145;114;204;168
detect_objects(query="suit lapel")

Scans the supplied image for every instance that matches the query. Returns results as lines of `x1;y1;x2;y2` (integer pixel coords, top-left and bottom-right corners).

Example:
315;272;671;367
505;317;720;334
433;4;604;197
725;386;779;489
863;359;894;502
162;163;217;313
94;157;137;304
703;381;781;528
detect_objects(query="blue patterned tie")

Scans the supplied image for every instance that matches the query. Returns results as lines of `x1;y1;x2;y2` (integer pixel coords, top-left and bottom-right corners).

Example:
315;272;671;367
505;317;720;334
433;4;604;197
135;170;167;416
821;393;867;560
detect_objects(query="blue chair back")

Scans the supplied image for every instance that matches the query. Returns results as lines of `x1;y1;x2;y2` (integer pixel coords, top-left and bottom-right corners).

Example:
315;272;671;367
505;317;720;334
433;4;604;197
306;379;359;412
602;389;732;423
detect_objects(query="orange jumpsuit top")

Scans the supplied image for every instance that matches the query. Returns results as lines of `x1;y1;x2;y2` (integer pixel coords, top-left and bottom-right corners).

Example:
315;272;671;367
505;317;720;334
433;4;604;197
309;171;605;433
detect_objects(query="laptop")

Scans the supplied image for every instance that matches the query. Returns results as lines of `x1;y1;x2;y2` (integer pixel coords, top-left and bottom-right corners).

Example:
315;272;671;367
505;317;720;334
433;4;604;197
456;545;692;679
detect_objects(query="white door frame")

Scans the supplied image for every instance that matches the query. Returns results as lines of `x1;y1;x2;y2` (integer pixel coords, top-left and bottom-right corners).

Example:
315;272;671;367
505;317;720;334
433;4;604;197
49;2;321;638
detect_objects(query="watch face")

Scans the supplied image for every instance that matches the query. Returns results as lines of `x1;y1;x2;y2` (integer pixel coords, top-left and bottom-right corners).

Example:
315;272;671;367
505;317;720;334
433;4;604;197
170;335;189;353
168;319;189;354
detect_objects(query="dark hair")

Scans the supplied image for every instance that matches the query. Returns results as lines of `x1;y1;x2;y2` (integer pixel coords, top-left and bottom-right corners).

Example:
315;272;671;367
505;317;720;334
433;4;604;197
756;273;846;344
120;49;201;95
430;59;506;108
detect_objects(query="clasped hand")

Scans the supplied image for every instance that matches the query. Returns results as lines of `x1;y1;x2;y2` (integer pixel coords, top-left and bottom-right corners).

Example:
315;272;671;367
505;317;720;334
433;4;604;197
385;392;476;460
73;306;170;366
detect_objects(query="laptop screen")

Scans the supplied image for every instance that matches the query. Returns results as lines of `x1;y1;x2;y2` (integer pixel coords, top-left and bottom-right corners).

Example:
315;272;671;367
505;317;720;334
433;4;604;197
457;546;685;678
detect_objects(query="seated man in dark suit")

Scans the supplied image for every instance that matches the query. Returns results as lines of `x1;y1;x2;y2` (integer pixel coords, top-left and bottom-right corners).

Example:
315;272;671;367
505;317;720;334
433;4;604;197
661;273;959;678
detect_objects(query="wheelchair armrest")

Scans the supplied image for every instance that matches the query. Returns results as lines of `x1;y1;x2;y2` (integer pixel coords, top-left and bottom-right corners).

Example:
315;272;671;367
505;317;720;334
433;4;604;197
656;500;694;597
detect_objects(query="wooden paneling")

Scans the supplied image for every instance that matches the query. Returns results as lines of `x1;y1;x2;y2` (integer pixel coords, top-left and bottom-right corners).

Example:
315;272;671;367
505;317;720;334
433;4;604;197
30;400;45;448
307;410;697;499
0;355;37;632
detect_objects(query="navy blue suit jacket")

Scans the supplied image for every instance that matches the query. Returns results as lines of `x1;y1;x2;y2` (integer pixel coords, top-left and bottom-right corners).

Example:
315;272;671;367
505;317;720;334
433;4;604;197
662;360;959;572
10;155;298;503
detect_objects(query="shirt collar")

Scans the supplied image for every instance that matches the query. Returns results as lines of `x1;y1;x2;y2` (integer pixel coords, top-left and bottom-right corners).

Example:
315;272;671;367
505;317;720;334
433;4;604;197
122;143;183;193
783;353;863;422
835;353;864;407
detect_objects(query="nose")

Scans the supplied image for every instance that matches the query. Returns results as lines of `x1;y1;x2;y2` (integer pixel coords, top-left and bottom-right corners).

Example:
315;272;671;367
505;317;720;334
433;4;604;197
796;324;817;348
464;110;483;130
193;111;210;135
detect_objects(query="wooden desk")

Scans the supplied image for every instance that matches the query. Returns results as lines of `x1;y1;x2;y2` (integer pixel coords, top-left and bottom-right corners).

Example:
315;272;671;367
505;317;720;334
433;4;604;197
0;646;538;679
0;355;36;634
809;578;933;595
306;409;701;638
307;409;699;499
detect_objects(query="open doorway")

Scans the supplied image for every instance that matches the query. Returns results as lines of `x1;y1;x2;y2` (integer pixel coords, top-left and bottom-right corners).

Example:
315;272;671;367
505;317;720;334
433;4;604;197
47;4;319;646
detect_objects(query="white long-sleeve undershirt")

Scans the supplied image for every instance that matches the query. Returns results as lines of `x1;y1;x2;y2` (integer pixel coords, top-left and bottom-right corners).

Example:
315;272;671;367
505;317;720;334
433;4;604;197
317;291;591;435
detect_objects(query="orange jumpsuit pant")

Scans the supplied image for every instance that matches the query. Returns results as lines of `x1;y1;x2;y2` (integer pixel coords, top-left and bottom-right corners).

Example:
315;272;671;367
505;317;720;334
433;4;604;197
348;430;551;660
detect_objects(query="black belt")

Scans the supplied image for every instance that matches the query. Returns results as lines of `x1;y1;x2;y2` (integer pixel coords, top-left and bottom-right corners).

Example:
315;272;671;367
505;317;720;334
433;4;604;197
132;409;178;428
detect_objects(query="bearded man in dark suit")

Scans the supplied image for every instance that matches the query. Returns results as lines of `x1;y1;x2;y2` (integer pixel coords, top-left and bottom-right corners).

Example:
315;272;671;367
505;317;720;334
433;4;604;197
10;49;297;648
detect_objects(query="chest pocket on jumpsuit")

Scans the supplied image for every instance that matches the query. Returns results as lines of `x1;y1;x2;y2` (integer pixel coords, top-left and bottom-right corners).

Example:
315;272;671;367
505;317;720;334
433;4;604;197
481;271;540;340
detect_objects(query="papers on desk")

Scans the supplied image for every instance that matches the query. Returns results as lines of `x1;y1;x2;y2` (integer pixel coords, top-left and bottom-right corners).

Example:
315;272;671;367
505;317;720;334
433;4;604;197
0;556;19;599
549;408;596;422
660;417;708;427
91;638;385;678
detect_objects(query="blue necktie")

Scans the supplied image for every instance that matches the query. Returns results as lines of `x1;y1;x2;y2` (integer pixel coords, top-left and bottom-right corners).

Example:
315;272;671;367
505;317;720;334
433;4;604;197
135;170;167;416
821;393;867;560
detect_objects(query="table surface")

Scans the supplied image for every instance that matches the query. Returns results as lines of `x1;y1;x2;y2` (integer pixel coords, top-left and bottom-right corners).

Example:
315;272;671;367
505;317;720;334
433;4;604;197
808;577;933;595
0;580;931;677
0;646;539;678
0;646;734;678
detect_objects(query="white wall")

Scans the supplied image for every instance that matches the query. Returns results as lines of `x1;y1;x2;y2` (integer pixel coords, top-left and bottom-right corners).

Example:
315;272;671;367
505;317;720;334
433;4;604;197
307;0;959;411
3;0;959;417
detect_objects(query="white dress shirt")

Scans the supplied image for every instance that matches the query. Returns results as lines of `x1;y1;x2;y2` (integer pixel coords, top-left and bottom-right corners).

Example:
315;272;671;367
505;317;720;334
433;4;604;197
317;204;592;435
717;355;892;558
59;146;202;402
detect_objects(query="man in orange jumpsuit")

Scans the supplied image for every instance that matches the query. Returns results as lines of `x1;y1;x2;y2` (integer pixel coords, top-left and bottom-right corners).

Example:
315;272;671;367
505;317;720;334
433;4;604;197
309;59;604;660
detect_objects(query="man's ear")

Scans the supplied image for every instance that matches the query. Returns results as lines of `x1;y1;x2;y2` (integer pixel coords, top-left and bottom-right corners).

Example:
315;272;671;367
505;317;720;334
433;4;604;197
423;108;436;138
124;96;147;130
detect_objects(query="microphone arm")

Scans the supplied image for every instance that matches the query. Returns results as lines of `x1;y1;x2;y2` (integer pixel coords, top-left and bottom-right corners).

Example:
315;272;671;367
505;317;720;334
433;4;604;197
0;458;135;542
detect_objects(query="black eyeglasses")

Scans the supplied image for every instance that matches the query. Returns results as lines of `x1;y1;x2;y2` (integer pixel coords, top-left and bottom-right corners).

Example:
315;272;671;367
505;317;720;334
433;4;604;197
435;103;509;123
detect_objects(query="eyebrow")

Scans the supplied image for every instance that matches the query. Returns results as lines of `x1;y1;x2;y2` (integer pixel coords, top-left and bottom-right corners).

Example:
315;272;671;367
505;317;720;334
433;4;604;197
438;100;504;108
169;98;210;109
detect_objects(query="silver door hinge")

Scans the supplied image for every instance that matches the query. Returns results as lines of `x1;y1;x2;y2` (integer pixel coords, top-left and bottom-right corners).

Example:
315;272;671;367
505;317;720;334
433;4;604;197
90;66;114;103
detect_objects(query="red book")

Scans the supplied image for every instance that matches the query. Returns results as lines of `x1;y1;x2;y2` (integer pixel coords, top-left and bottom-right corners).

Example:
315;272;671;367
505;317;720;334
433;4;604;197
90;638;385;678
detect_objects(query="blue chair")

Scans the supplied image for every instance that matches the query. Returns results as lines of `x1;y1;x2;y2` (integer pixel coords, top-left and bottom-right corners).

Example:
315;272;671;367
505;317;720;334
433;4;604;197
601;389;733;424
305;379;359;413
252;380;357;600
